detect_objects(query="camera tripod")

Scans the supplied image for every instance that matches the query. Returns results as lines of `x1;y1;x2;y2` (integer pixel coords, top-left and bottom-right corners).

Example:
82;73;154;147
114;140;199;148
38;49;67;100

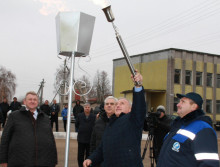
142;131;155;167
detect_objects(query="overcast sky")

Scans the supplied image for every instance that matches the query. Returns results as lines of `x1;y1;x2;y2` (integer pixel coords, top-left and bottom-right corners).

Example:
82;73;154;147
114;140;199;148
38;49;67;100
1;0;220;102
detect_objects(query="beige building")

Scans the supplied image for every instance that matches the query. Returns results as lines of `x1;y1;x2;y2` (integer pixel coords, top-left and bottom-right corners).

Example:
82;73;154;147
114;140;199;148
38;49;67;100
113;48;220;123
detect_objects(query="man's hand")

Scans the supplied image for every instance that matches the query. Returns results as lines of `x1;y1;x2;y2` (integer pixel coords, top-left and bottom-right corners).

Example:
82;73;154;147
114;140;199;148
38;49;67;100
131;70;143;87
1;163;8;167
83;159;92;167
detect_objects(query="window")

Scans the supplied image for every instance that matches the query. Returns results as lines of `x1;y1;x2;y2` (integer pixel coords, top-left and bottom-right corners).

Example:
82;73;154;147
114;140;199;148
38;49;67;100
217;74;220;88
206;73;212;87
174;97;179;112
185;70;191;85
175;69;181;84
206;100;212;114
216;100;220;114
196;72;202;86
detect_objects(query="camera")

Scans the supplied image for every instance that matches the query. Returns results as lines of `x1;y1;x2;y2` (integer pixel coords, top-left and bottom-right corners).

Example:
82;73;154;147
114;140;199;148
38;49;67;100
143;108;161;133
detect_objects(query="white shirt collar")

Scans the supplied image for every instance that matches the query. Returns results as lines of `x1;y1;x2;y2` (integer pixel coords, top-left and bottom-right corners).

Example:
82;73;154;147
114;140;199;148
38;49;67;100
26;107;38;120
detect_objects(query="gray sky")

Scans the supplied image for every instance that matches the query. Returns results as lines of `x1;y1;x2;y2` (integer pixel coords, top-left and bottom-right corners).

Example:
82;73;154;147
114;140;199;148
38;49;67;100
1;0;220;102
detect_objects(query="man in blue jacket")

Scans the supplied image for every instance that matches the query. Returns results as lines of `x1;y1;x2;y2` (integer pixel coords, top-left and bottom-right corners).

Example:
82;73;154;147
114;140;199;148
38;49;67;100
157;92;219;167
83;72;146;167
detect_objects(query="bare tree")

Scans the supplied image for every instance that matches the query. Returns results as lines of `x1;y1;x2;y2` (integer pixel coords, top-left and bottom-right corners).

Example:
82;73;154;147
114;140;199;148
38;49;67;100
0;66;16;102
54;62;70;95
94;70;111;103
74;75;95;102
54;61;95;103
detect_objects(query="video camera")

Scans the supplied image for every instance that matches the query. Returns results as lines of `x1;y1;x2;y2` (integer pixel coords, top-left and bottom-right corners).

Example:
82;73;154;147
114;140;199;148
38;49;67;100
143;107;162;133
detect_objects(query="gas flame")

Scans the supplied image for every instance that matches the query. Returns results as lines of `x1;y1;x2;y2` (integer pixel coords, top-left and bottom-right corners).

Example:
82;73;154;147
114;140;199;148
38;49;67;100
35;0;69;16
89;0;110;8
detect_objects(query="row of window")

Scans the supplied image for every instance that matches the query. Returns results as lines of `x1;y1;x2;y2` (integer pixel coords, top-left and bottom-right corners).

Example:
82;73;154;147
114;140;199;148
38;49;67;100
174;98;220;114
174;69;220;87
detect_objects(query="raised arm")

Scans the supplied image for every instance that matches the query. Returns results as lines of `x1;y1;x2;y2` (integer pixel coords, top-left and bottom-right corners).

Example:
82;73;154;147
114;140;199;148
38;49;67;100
130;70;147;128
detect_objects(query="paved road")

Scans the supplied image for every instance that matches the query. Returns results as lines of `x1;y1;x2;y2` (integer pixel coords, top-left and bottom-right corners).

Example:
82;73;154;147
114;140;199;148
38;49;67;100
55;120;220;167
1;120;220;167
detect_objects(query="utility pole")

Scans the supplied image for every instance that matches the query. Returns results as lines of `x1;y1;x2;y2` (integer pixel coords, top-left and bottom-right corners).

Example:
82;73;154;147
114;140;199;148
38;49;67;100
60;58;67;112
37;79;45;106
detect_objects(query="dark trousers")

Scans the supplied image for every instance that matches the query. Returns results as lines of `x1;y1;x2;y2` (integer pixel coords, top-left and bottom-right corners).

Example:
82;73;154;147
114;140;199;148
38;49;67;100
75;117;78;132
2;115;6;127
51;118;59;132
77;142;90;167
63;120;67;132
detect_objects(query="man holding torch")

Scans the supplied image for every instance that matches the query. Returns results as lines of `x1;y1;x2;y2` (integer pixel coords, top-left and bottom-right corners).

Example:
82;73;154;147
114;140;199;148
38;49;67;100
83;71;146;167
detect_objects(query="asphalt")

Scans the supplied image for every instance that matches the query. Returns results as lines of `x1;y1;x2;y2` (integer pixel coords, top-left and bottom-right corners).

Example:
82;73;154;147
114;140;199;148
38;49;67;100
1;119;220;167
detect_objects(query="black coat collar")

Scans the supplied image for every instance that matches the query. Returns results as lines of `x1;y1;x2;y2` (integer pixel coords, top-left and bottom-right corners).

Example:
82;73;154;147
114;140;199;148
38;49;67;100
109;113;126;125
19;106;44;117
174;109;205;126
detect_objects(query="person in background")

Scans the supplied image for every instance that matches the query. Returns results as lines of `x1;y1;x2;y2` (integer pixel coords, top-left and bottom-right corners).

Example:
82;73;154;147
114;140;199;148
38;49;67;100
73;100;84;132
157;92;219;167
61;104;68;132
144;105;172;163
50;99;60;132
89;96;118;158
40;100;51;117
0;91;57;167
0;98;10;128
9;97;21;112
0;106;3;131
76;103;96;167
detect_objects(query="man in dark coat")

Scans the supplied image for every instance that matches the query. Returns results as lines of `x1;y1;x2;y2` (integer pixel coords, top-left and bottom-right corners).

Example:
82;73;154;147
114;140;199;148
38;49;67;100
83;72;146;167
73;100;84;132
40;100;51;117
0;98;10;127
76;103;96;167
0;91;57;167
50;99;60;132
89;96;118;167
157;92;219;167
89;96;118;157
9;97;21;112
143;105;172;163
0;107;3;131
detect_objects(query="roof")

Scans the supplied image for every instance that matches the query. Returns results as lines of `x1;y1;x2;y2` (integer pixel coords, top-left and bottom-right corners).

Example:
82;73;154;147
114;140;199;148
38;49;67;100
113;48;220;61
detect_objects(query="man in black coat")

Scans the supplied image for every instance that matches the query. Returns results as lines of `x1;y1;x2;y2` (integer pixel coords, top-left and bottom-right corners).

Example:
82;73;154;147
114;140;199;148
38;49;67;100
0;91;57;167
83;71;146;167
89;96;118;158
0;107;3;131
40;100;51;117
73;100;84;132
76;103;96;167
9;97;21;112
143;105;172;163
50;99;60;132
0;98;10;128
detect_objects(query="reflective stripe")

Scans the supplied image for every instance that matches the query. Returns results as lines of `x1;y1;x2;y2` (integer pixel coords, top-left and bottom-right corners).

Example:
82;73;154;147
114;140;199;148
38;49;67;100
177;129;195;140
195;153;219;160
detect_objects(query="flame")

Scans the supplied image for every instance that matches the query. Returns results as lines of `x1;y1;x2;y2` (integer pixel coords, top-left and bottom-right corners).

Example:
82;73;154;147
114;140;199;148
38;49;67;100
35;0;69;16
89;0;110;8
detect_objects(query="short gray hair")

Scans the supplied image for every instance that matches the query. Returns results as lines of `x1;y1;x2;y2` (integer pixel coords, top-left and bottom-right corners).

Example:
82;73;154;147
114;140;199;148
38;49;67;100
84;102;91;107
104;96;118;104
117;97;132;107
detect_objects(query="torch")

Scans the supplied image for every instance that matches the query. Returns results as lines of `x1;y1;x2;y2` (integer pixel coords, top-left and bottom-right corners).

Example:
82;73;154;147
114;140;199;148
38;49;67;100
102;6;141;86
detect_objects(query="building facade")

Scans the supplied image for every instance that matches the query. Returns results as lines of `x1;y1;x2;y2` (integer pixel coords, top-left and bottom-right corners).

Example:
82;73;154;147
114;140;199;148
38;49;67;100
113;48;220;123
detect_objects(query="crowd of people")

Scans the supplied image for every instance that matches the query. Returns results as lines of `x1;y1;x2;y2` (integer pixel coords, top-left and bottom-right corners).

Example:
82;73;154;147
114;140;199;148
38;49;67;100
0;71;219;167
